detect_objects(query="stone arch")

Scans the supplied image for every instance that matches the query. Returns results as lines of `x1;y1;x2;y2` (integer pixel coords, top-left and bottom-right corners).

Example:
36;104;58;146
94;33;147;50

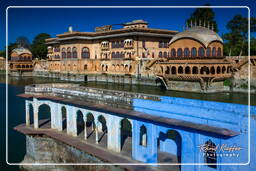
157;129;182;165
76;110;85;137
129;65;132;72
160;66;164;74
61;106;67;131
97;115;108;146
120;118;132;156
192;66;198;74
204;140;217;169
165;66;170;74
38;104;51;128
210;66;215;74
85;112;95;139
222;66;226;74
217;66;221;74
178;66;183;74
171;66;176;75
185;66;191;74
29;103;34;126
139;125;147;147
200;66;210;75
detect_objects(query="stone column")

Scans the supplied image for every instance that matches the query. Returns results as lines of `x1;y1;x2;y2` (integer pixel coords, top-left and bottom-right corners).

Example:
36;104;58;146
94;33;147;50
107;116;121;152
95;121;99;144
33;104;39;129
25;100;30;126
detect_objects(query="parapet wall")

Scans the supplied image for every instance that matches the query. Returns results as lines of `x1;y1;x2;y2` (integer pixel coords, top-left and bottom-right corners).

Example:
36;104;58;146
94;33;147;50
25;83;160;109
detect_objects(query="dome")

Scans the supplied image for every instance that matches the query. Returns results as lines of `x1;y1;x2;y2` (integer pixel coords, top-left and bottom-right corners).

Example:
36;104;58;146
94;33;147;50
169;26;223;47
12;47;32;55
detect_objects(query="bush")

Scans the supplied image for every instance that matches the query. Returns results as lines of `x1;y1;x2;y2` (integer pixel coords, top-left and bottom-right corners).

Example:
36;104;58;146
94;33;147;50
223;79;231;86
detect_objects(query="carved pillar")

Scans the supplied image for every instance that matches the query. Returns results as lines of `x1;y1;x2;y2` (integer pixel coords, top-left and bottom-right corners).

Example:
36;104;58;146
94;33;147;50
25;101;30;126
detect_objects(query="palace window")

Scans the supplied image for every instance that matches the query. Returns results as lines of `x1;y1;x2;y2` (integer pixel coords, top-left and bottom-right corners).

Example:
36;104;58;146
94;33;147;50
212;47;216;57
204;140;217;169
163;52;167;58
184;48;190;57
82;47;90;58
67;47;71;58
192;66;198;74
139;125;147;146
112;52;115;58
171;66;176;74
171;48;176;57
61;48;66;58
198;47;205;57
159;41;168;48
191;47;197;57
178;66;183;74
177;48;183;57
217;47;222;57
206;47;211;57
152;52;155;58
159;51;163;58
72;47;77;58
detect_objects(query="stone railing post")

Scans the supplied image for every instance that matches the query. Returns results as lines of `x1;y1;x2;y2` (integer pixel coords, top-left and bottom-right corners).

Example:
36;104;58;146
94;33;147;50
25;101;30;126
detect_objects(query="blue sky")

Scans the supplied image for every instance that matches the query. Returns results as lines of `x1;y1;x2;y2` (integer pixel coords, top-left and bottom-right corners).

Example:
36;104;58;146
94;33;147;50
1;0;255;50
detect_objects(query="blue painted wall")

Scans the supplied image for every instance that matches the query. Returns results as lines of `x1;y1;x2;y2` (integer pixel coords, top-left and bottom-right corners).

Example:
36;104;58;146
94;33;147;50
132;96;256;171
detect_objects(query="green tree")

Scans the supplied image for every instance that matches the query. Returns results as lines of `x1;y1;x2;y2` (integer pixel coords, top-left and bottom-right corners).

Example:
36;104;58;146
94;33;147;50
31;33;51;59
223;15;256;56
186;4;218;32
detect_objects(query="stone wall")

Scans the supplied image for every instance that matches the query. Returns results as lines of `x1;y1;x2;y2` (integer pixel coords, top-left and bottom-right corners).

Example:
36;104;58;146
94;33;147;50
20;135;126;171
25;83;160;109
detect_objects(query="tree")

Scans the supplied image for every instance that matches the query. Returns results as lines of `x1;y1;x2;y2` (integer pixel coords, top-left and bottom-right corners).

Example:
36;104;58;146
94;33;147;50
16;36;31;49
223;15;256;56
186;4;218;32
31;33;51;59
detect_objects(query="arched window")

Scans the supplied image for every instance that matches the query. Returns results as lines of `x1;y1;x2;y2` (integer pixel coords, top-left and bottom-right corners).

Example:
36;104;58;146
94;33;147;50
163;52;167;58
72;47;77;58
217;66;221;74
212;47;216;57
139;125;147;146
178;66;183;74
198;47;205;57
116;52;120;58
82;47;90;58
159;52;162;58
84;64;87;70
177;48;183;57
192;66;198;74
191;47;197;57
61;48;66;58
184;48;190;57
171;48;176;57
171;66;176;74
185;66;191;74
206;47;211;57
217;47;222;57
67;47;71;58
211;66;215;74
204;140;217;168
200;66;210;75
165;66;170;74
222;66;226;73
112;52;115;58
152;52;154;58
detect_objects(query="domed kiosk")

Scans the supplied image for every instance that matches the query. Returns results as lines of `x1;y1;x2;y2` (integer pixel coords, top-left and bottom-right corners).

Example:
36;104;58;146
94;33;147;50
152;25;233;92
9;47;34;76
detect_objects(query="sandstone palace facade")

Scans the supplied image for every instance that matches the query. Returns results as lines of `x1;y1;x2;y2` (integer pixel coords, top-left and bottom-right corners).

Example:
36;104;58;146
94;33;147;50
41;19;245;92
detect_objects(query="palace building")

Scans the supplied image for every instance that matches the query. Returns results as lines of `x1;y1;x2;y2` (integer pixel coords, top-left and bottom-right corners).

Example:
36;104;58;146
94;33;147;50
44;19;233;92
9;47;34;75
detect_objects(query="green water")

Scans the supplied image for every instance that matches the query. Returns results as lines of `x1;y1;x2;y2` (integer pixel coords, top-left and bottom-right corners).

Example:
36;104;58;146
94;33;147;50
0;75;255;170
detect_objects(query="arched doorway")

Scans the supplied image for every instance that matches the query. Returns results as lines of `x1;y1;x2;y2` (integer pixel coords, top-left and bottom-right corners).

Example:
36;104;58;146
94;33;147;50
76;110;85;138
97;115;108;147
29;104;34;127
120;118;132;157
38;104;51;128
61;106;67;132
157;129;182;170
86;113;95;141
204;140;217;169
